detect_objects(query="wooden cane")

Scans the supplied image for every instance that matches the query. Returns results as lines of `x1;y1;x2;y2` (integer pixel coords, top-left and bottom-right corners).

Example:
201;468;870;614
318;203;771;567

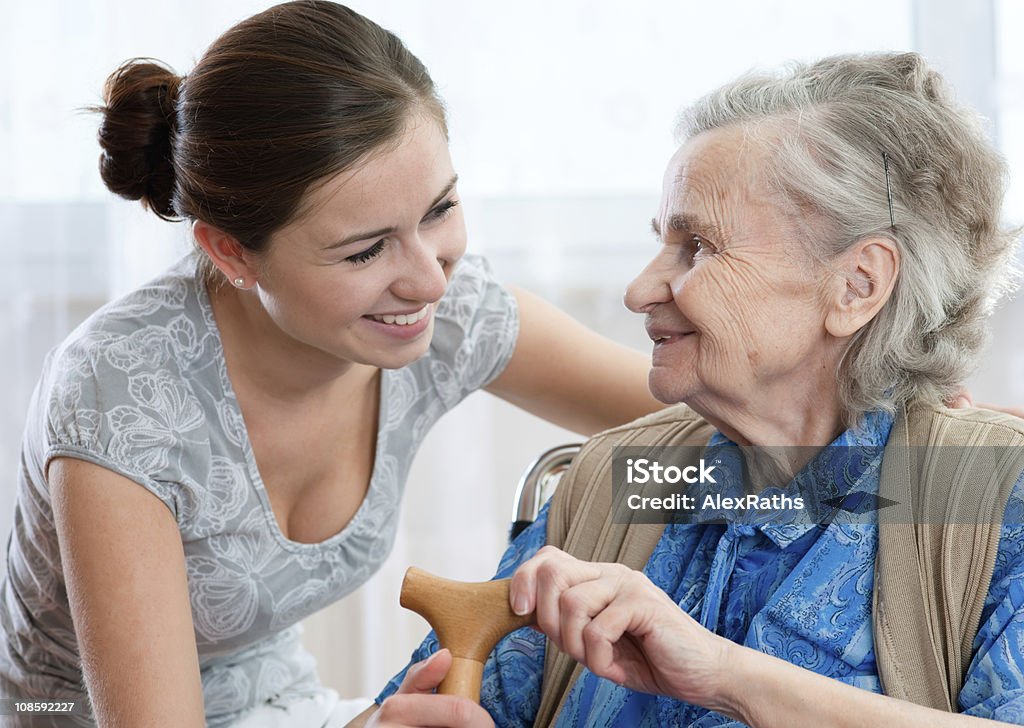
400;566;536;703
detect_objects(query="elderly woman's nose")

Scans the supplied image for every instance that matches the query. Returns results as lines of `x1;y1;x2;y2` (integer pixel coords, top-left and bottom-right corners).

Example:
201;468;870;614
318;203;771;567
624;263;673;313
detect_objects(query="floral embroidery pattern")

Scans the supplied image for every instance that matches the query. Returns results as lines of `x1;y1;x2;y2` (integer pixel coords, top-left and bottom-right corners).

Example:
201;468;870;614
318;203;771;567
1;254;518;726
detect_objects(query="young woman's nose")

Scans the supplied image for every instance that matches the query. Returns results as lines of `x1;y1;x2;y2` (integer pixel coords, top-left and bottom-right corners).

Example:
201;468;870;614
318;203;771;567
392;235;452;303
624;257;674;314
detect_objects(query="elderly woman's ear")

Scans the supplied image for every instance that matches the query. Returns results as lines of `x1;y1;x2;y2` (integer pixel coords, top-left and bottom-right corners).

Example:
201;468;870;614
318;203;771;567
823;236;900;339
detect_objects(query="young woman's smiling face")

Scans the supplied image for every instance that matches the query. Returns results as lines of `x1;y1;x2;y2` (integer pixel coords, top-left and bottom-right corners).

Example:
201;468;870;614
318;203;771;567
250;113;467;370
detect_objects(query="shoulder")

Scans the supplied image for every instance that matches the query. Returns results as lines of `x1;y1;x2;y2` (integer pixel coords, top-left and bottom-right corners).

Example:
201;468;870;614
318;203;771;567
546;404;713;547
433;254;517;334
56;255;203;365
440;253;500;297
893;401;1024;541
577;403;714;453
48;256;202;376
905;401;1024;445
561;404;714;495
419;254;520;403
39;257;208;475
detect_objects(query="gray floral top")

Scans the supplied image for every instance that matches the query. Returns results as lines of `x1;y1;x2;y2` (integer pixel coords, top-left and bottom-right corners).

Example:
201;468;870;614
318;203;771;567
0;253;518;726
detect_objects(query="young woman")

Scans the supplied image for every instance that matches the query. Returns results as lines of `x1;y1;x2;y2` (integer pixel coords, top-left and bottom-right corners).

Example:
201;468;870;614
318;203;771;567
0;3;661;725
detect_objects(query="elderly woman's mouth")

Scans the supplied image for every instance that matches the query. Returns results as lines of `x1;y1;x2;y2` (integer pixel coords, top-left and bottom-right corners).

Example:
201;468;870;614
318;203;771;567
649;332;696;367
649;331;696;344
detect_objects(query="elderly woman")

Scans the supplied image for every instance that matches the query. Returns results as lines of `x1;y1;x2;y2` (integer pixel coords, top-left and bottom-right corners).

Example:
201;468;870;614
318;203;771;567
359;52;1024;727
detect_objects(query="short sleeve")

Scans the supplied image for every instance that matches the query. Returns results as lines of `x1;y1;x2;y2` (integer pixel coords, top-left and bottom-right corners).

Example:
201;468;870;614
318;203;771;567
426;254;519;409
40;325;201;520
959;471;1024;723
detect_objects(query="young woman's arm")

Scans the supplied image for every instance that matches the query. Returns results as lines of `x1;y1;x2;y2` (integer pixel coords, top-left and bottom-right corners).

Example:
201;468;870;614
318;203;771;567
49;457;205;727
485;287;664;436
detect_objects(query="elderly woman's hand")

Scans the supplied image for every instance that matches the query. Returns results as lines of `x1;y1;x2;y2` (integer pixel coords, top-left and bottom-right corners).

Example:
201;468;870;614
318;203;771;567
509;546;738;713
508;547;1023;728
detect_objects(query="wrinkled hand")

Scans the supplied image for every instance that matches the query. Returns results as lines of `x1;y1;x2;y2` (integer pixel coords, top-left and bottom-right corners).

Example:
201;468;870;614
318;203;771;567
509;546;734;709
368;649;494;728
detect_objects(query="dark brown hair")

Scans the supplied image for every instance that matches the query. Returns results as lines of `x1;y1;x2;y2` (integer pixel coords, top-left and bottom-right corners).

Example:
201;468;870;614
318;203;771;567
96;1;446;258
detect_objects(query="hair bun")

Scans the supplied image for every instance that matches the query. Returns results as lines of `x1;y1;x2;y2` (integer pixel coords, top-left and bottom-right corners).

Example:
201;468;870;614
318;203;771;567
96;59;182;220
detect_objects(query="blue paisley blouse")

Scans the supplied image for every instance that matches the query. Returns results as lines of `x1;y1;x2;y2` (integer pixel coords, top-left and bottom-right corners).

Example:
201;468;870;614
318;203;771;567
381;411;1024;726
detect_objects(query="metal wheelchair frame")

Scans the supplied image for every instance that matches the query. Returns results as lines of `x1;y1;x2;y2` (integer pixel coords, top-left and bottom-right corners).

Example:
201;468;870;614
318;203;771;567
509;443;581;541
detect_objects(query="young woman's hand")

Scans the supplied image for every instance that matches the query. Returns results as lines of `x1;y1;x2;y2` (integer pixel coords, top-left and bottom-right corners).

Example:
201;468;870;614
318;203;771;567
949;389;1024;418
508;546;736;712
363;649;494;728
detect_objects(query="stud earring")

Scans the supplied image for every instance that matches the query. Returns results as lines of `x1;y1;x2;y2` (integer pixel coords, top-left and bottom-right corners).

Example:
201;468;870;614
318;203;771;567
233;277;245;288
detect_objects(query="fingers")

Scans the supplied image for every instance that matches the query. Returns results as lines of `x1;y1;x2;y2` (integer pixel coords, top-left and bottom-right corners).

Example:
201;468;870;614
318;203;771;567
512;552;733;705
976;401;1024;419
533;555;579;646
511;547;654;662
373;692;494;727
579;601;635;679
397;649;452;695
557;573;623;661
509;546;602;644
947;386;972;409
946;387;970;409
509;545;581;616
509;545;553;616
377;650;494;727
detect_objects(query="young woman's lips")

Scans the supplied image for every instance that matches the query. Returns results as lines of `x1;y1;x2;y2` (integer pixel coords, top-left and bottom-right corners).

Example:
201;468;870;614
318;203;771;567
362;304;433;340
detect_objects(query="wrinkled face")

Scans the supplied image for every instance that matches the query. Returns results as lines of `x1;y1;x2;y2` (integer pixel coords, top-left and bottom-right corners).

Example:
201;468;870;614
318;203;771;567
624;127;835;413
252;113;467;370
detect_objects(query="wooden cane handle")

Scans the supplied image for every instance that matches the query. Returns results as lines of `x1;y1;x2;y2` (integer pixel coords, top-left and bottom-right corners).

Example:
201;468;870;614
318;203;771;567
400;566;536;703
438;657;485;701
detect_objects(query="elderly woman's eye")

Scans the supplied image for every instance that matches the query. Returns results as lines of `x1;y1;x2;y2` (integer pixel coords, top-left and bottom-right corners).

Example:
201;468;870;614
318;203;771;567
692;236;712;255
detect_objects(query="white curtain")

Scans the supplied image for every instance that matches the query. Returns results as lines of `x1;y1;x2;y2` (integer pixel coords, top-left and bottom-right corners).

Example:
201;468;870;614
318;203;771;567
4;0;1021;702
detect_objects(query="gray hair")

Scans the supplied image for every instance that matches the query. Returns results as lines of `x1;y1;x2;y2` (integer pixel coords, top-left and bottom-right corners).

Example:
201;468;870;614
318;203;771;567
677;52;1019;426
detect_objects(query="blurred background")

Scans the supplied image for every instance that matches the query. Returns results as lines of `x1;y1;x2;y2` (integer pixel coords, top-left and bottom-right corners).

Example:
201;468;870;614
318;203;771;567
1;0;1022;701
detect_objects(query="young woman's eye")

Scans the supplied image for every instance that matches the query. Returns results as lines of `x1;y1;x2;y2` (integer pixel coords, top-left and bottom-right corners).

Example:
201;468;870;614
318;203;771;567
427;199;459;222
345;239;386;264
